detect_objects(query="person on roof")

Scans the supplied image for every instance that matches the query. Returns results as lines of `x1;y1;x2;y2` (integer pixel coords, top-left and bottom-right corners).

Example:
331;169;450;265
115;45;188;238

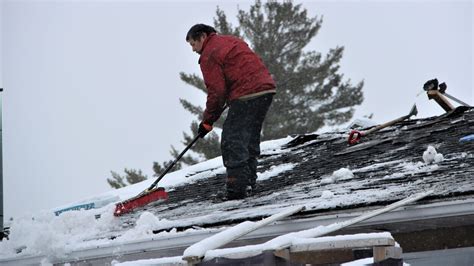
186;23;276;200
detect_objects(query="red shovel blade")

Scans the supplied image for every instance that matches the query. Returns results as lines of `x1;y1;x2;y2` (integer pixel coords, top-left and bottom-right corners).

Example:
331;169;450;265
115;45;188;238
114;187;168;216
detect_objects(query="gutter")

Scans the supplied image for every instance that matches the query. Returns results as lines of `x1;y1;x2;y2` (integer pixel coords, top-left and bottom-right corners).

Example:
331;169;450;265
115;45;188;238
1;198;473;265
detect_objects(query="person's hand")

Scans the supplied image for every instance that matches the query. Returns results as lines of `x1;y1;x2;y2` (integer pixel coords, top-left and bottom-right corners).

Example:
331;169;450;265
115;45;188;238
198;122;213;138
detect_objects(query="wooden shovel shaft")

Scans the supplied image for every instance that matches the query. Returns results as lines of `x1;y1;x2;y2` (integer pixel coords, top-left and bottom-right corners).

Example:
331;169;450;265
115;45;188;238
365;104;417;135
365;114;409;135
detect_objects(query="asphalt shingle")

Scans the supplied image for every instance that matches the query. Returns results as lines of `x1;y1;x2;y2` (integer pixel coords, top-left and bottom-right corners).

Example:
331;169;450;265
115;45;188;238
114;107;474;235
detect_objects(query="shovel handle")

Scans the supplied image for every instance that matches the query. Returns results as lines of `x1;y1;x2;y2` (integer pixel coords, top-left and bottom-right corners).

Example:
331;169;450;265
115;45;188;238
146;134;201;191
146;105;229;191
348;130;363;145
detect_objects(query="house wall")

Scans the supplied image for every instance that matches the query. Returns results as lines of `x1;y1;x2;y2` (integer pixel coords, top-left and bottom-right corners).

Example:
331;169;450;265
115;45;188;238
392;224;474;252
404;247;474;266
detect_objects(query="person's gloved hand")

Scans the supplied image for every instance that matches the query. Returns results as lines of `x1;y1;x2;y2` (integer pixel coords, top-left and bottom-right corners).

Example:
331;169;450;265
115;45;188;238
198;122;213;138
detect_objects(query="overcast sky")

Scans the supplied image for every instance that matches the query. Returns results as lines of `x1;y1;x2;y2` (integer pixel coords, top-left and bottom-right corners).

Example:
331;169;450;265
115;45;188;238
1;0;472;219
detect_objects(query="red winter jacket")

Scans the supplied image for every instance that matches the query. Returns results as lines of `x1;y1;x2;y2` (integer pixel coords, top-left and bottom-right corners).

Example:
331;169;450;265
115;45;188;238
199;33;276;125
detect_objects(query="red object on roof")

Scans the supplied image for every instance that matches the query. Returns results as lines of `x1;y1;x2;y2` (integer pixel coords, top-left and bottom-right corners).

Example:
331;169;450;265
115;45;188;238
114;187;168;216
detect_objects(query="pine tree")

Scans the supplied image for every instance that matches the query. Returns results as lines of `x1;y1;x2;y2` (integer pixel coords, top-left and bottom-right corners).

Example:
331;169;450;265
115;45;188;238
107;168;148;189
152;0;364;176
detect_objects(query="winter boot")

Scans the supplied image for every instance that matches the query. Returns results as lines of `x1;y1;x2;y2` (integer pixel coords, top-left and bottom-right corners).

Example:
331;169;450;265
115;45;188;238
248;159;258;191
248;173;257;192
210;174;229;202
212;189;228;203
226;176;248;200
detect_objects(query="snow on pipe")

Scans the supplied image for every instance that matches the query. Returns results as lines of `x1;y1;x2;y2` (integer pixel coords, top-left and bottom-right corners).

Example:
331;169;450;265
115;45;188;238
264;189;434;251
204;190;433;261
182;205;305;262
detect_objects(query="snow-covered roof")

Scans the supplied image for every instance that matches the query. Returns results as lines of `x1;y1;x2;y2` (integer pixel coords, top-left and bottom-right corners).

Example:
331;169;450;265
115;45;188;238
1;107;473;264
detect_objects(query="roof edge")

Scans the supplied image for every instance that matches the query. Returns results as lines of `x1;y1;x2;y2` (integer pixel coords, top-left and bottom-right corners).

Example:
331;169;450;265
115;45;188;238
2;198;473;264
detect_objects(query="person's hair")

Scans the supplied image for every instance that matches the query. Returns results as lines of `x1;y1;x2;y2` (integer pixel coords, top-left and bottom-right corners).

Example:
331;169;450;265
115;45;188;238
186;24;217;41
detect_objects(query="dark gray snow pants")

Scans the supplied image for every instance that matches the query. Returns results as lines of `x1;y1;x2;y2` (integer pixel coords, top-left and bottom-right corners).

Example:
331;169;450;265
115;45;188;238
221;93;274;187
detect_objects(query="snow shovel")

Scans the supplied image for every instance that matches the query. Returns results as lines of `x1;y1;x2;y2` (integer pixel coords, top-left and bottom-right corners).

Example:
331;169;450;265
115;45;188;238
424;79;471;112
348;104;418;145
114;130;209;216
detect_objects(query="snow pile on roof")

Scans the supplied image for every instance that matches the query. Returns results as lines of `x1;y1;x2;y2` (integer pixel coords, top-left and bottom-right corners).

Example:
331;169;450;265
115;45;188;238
381;161;440;180
320;190;334;199
257;163;295;181
321;167;354;184
106;156;227;202
260;135;295;151
117;212;175;242
422;145;444;164
347;118;378;129
333;168;355;180
0;206;220;259
0;204;119;257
